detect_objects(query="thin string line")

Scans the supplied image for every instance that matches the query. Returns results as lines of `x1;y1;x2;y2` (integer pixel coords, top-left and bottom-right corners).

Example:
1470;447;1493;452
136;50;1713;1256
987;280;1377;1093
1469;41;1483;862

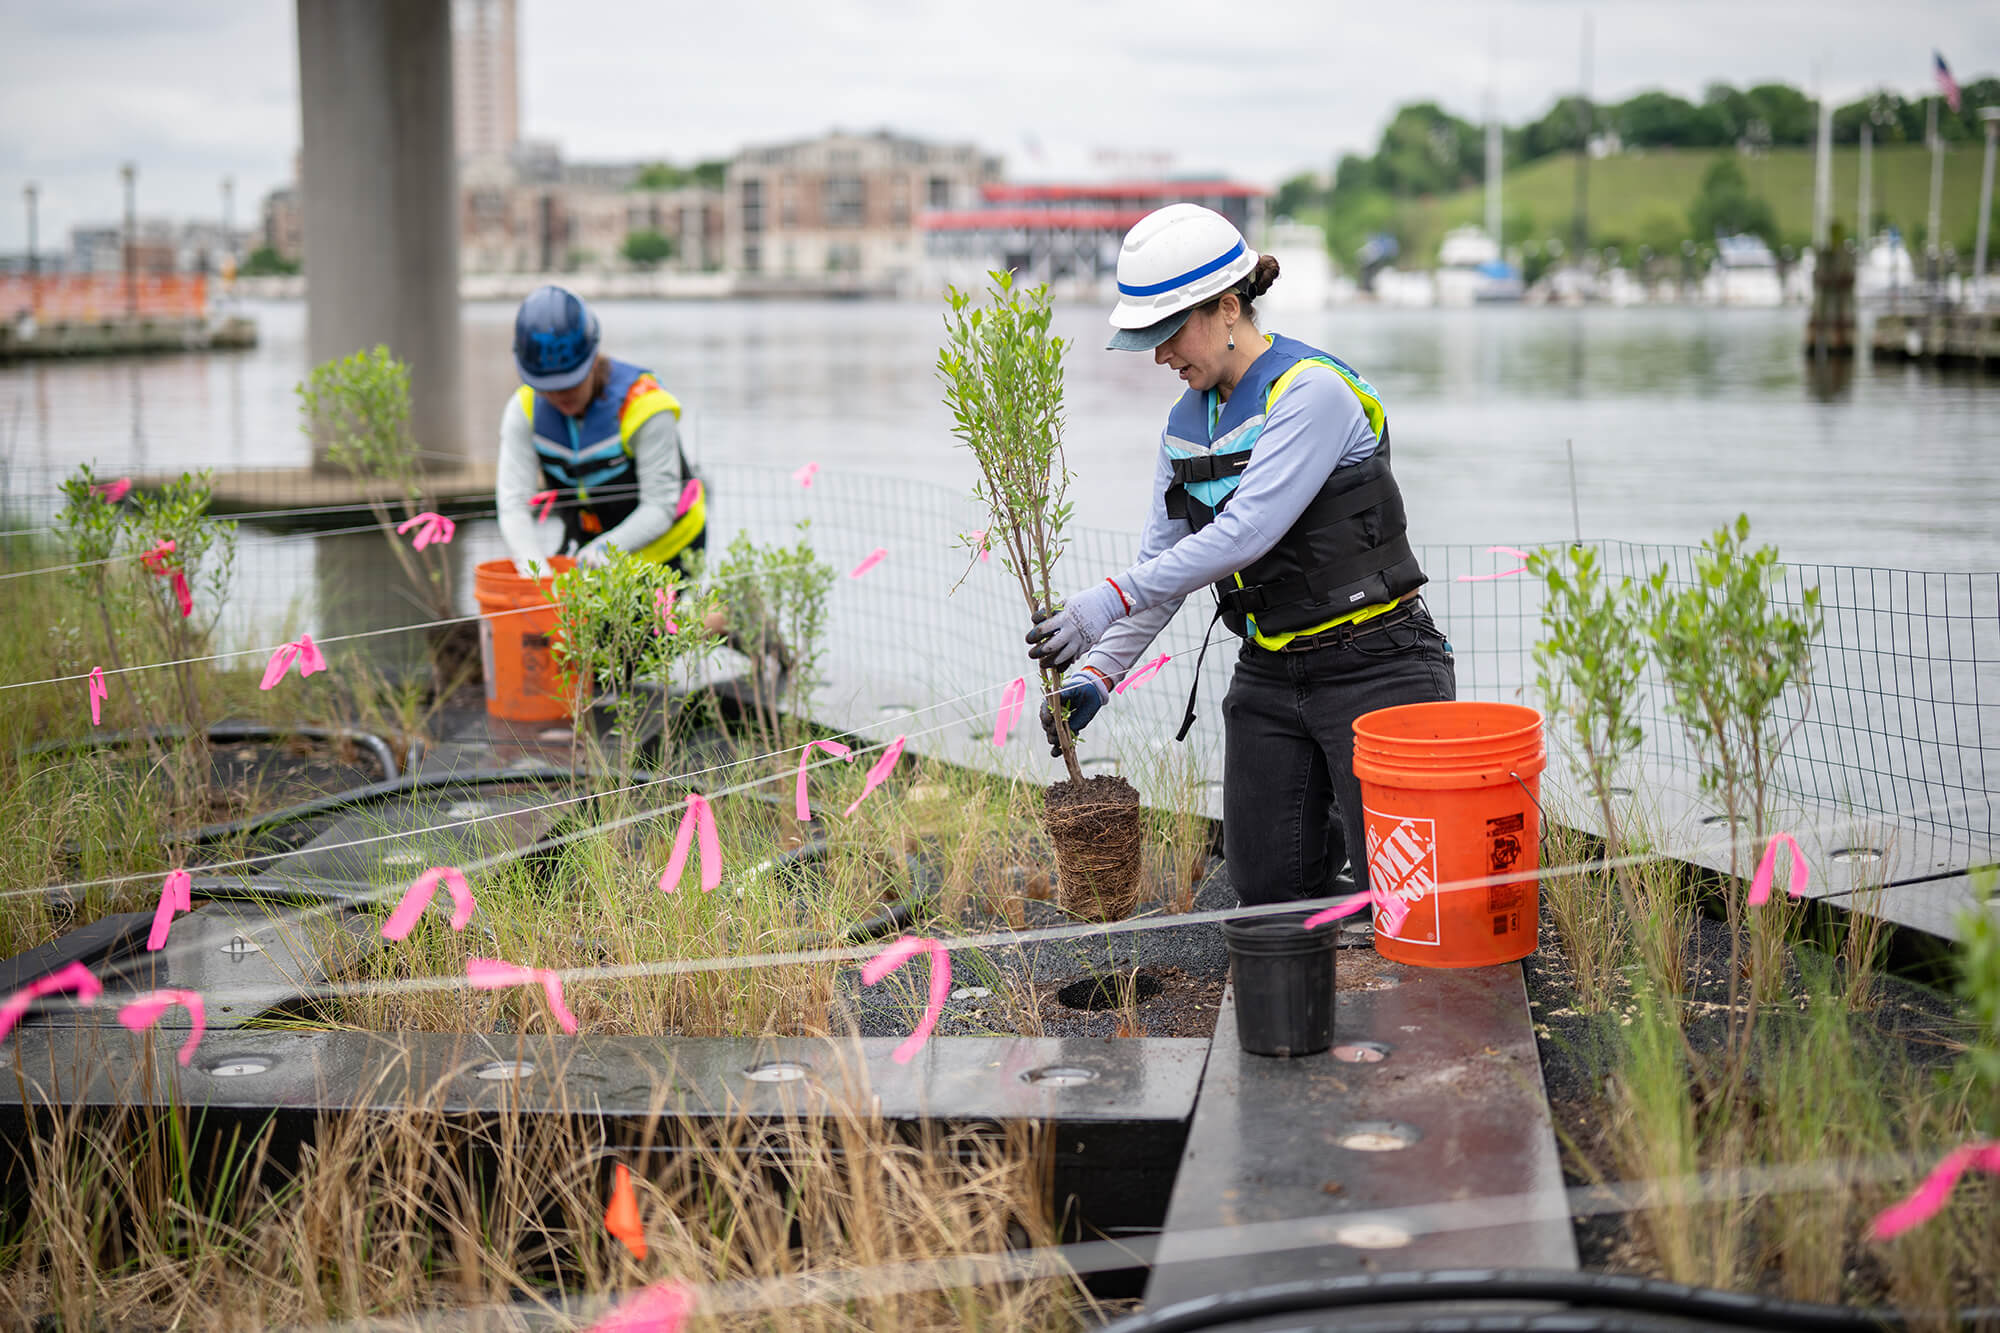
12;658;1059;899
0;550;835;692
0;483;650;538
279;788;1974;1009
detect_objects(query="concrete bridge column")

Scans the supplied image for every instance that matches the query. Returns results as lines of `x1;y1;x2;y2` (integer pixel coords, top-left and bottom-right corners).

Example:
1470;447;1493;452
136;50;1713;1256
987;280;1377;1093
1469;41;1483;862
296;0;463;467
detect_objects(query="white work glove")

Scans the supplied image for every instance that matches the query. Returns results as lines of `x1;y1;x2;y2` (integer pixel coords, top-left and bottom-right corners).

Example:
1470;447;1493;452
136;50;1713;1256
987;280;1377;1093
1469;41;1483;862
575;542;612;570
512;556;545;580
1026;580;1129;671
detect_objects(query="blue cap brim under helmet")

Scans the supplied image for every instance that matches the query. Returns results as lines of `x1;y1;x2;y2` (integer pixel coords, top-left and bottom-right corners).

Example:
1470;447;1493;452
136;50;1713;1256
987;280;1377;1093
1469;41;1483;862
517;354;597;393
1105;307;1191;352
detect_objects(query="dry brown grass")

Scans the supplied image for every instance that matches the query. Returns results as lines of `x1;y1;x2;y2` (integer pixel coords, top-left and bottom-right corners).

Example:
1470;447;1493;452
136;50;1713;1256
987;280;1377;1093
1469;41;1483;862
0;1045;1095;1331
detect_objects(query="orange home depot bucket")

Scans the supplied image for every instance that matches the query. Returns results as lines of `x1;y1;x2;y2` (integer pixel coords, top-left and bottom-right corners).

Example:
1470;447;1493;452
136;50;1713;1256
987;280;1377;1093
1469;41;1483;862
1351;701;1546;968
475;557;575;723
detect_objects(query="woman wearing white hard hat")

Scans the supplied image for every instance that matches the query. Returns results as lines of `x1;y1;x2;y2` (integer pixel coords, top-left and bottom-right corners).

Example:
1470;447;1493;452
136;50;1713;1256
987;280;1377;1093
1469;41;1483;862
1027;204;1455;909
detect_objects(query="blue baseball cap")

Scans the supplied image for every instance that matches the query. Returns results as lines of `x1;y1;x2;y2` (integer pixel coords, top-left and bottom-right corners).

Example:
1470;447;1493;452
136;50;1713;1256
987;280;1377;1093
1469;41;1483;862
513;285;601;391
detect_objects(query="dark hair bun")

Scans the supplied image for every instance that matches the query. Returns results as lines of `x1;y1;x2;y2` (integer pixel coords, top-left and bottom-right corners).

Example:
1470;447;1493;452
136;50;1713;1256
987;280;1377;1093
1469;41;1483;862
1246;253;1280;299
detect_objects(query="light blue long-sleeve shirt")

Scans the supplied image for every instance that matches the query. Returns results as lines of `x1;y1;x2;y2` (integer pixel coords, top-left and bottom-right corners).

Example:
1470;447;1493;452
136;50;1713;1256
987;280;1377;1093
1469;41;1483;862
1081;362;1380;683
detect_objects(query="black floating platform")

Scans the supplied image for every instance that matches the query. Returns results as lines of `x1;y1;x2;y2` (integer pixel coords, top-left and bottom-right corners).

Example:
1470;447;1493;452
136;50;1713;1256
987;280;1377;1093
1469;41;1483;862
1145;960;1575;1309
0;1028;1205;1261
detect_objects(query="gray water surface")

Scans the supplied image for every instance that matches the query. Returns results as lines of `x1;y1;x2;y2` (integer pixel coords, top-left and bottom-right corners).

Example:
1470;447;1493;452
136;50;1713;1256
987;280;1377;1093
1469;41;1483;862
4;299;1995;572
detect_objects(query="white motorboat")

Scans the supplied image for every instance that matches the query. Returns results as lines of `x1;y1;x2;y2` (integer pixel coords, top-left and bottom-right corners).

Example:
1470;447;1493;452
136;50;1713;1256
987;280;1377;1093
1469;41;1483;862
1702;234;1784;307
1434;226;1524;306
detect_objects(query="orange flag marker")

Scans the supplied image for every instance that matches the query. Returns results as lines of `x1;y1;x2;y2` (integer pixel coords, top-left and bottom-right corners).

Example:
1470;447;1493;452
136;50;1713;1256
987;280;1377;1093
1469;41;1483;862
605;1163;646;1259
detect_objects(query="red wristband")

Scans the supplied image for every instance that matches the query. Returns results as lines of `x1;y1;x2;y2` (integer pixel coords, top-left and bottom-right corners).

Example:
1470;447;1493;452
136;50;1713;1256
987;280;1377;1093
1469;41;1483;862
1106;577;1132;614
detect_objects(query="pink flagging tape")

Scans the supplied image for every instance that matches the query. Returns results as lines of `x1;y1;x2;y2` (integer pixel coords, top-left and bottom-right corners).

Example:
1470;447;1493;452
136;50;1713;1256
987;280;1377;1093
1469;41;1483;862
849;547;886;579
1456;545;1533;583
1302;892;1372;930
674;478;702;518
146;869;193;951
589;1280;693;1332
1747;832;1810;906
861;935;950;1064
90;478;132;503
118;989;206;1066
658;794;722;893
1115;653;1171;695
794;740;855;822
531;489;557;521
653;587;679;635
258;634;328;690
844;735;906;816
992;677;1027;746
792;462;819;488
0;962;102;1043
140;541;196;615
381;866;478;941
396;511;456;551
1304;883;1410;935
1867;1140;2000;1240
966;528;992;562
87;666;108;725
140;539;176;574
467;957;578;1034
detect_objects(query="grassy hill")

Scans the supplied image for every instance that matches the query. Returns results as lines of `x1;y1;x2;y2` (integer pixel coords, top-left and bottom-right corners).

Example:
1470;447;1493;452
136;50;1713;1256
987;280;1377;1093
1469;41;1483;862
1393;144;1990;265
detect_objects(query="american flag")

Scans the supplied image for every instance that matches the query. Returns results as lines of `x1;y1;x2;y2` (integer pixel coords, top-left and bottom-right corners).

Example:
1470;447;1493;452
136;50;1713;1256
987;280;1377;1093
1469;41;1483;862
1934;51;1961;114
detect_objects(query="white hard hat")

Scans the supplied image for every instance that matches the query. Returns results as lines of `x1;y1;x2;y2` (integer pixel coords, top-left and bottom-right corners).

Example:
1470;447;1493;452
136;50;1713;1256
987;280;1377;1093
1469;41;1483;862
1106;203;1258;350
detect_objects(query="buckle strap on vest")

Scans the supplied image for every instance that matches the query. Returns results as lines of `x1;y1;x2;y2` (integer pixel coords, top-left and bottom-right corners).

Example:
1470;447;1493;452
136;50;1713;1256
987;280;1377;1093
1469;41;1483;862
1217;533;1417;616
1169;452;1253;486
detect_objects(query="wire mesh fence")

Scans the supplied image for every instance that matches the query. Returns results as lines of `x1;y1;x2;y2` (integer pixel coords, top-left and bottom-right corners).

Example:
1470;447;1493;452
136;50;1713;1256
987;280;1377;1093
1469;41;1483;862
3;460;1992;870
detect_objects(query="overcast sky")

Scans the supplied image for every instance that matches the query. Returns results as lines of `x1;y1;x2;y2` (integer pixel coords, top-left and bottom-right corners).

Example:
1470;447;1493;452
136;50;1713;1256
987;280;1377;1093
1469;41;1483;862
0;0;1993;251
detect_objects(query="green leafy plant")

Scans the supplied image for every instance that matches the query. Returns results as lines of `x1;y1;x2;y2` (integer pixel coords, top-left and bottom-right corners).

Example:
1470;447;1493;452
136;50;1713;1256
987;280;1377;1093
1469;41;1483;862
936;271;1080;782
1648;515;1822;1032
1531;544;1680;1005
705;523;835;749
56;467;236;810
547;553;723;776
295;347;459;681
57;465;164;757
127;472;236;746
1958;875;2000;1137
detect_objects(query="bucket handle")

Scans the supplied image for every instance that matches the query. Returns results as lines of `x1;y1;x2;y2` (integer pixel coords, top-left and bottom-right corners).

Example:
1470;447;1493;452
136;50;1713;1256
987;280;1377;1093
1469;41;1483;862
1509;769;1545;822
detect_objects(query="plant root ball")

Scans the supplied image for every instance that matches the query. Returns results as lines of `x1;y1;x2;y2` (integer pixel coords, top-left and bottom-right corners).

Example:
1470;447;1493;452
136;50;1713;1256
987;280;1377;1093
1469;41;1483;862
1044;775;1144;922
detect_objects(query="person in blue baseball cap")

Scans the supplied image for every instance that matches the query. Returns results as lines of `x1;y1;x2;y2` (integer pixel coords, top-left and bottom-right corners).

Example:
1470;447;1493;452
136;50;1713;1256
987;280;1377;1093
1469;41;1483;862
495;285;707;575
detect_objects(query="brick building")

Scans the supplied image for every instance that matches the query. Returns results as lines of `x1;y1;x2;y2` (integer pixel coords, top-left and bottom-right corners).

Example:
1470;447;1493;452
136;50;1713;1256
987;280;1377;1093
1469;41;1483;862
458;154;724;274
725;131;1001;289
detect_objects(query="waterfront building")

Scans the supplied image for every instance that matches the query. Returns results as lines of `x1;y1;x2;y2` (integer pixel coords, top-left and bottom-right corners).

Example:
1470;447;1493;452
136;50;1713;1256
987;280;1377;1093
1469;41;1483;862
452;0;519;166
726;131;1001;291
458;154;724;274
921;178;1265;294
67;220;250;276
262;186;304;264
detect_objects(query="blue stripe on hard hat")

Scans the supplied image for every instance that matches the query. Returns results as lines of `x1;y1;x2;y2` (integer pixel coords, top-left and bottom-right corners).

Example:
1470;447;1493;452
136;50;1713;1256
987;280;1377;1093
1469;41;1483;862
1117;239;1247;297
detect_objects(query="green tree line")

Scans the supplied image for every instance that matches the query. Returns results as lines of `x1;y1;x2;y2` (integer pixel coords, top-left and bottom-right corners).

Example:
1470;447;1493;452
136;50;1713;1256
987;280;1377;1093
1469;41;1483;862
1272;75;1999;267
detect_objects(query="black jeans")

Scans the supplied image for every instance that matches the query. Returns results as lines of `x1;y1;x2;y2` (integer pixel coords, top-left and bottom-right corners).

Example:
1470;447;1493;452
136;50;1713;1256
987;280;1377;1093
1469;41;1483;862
1221;600;1457;907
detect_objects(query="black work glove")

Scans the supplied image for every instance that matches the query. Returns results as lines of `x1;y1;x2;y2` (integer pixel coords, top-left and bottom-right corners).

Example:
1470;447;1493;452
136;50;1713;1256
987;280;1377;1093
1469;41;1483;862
1039;670;1111;757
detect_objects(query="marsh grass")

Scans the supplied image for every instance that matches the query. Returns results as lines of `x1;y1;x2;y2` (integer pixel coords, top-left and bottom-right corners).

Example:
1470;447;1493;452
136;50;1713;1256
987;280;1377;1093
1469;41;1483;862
1132;742;1213;916
0;1046;1093;1330
1537;813;1629;1014
319;746;1085;1044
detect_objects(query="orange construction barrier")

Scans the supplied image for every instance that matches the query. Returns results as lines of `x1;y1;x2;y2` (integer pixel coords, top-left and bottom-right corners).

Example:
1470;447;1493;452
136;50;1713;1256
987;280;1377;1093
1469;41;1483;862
1351;700;1546;968
0;274;208;321
475;557;576;723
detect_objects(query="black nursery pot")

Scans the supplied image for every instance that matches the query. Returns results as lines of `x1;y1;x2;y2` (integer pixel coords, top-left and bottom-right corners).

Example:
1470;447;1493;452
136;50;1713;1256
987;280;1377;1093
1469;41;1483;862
1222;909;1337;1058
